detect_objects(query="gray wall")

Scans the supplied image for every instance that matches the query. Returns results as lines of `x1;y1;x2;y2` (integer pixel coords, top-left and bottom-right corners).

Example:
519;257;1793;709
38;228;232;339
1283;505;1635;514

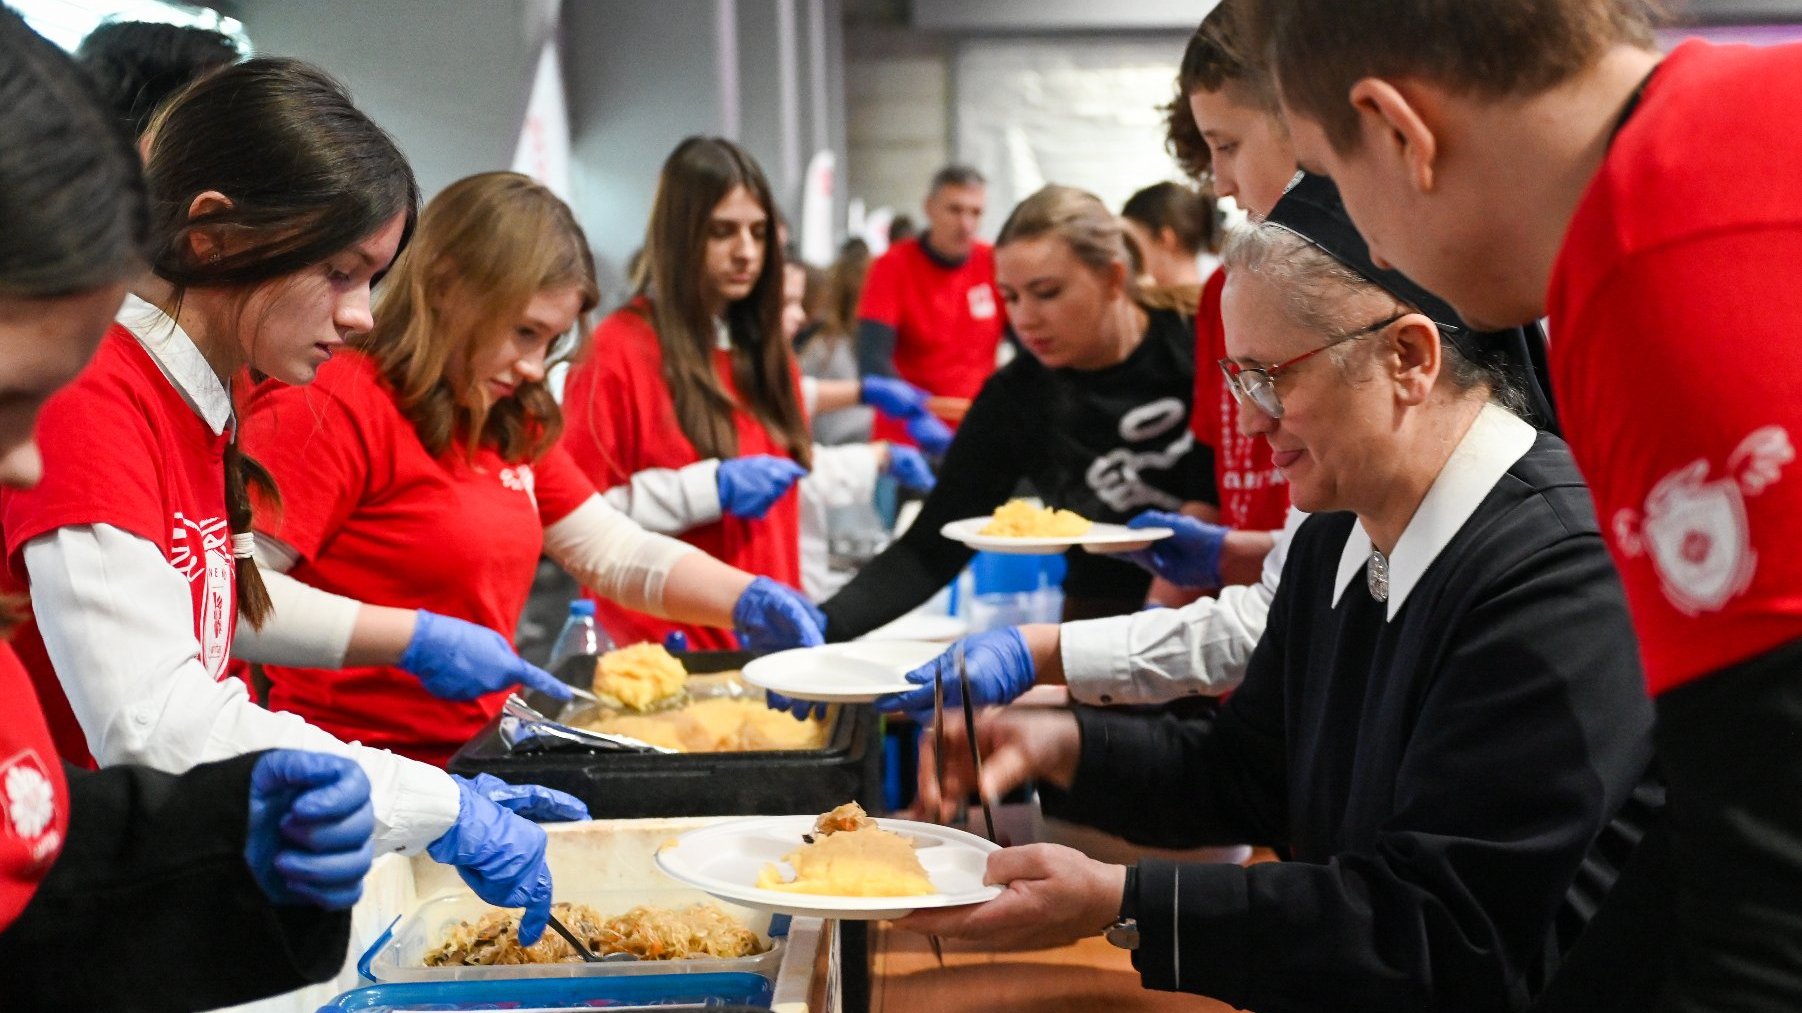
230;0;850;279
232;0;540;200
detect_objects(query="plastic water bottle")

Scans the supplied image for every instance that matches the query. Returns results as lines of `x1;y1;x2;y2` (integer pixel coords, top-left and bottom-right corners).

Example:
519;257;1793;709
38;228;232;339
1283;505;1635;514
547;599;607;675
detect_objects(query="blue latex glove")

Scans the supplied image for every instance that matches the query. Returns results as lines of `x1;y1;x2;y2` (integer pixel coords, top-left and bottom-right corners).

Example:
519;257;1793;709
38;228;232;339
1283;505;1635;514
717;456;808;520
1120;510;1228;589
884;444;936;493
245;750;375;910
859;375;930;418
872;627;1035;716
904;411;955;455
765;690;829;722
400;611;571;702
464;772;589;823
427;775;555;945
732;576;826;651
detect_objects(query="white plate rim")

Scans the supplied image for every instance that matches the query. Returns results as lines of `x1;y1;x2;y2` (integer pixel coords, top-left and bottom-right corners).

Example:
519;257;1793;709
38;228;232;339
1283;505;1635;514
939;516;1174;552
740;642;945;702
654;815;1003;918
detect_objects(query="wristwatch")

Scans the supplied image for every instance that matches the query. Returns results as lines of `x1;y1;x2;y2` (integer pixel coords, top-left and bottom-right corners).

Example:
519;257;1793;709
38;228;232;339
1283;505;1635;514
1103;864;1140;951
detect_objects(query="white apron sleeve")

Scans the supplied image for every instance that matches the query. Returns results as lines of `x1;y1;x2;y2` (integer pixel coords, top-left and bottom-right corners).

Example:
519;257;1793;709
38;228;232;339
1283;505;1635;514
598;461;723;535
1059;507;1306;705
24;524;459;854
541;494;698;612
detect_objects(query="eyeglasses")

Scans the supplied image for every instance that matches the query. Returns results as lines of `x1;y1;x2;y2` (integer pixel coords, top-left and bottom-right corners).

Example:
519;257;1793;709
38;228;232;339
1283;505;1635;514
1218;310;1407;420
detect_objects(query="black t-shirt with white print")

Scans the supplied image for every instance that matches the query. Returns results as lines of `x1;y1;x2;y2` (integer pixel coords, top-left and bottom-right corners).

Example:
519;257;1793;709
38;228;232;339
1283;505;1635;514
821;306;1214;640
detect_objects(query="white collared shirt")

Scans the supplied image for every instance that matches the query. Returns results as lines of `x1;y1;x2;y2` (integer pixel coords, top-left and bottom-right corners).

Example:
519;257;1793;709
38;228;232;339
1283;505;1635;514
23;296;460;855
1332;404;1538;620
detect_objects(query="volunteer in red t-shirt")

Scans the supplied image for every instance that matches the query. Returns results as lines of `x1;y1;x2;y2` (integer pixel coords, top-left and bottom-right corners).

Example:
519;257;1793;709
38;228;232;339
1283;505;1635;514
243;171;825;764
1259;0;1802;1001
0;21;408;1005
854;165;1005;449
0;59;597;951
563;137;827;650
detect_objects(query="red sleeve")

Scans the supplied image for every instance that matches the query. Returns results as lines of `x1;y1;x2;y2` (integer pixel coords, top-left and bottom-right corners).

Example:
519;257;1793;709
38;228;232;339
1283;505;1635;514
1555;228;1802;690
238;368;377;564
533;440;597;527
561;313;647;488
856;248;903;327
3;343;166;575
1191;267;1228;446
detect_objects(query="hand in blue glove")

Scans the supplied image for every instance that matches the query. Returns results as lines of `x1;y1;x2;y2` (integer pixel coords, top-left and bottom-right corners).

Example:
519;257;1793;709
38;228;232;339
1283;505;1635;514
733;576;826;651
427;775;555;945
764;690;830;722
1119;510;1228;589
245;750;375;910
871;627;1035;717
884;444;936;493
859;375;930;419
905;412;955;455
400;610;571;702
717;456;808;520
464;772;589;823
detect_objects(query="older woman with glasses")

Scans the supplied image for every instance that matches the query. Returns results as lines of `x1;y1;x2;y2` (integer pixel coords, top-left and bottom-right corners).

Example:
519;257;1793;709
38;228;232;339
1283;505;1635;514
899;176;1664;1013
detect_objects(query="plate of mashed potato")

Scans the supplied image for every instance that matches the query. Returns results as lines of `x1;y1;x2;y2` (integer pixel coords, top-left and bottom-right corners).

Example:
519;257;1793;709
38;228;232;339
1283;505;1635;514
940;498;1174;555
655;804;1002;920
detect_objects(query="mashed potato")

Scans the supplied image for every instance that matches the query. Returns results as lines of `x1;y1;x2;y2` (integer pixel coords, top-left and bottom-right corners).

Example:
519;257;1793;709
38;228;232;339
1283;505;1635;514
586;696;825;753
756;821;935;897
978;498;1092;538
593;643;689;712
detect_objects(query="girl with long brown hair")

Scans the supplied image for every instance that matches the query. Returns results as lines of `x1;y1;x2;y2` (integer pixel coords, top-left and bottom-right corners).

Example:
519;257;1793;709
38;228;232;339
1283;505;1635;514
240;170;825;765
563;136;823;649
0;60;593;949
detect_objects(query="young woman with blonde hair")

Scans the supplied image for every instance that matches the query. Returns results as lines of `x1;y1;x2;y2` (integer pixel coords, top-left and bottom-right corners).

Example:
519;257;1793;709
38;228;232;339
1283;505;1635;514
241;170;825;765
814;184;1215;643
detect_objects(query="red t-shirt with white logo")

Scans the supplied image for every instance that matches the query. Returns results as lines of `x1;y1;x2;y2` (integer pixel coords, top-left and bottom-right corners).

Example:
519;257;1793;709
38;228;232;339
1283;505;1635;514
0;327;238;768
240;351;594;766
1549;39;1802;695
1191;267;1290;532
562;301;803;650
857;238;1005;445
0;642;68;931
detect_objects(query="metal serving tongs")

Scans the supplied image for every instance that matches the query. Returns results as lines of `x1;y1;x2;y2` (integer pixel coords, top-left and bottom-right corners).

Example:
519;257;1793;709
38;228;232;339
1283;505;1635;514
955;640;999;844
927;658;950;968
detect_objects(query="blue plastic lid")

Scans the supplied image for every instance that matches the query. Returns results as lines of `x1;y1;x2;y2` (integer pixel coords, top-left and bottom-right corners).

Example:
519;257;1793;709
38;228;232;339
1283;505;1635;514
567;599;597;617
319;971;773;1011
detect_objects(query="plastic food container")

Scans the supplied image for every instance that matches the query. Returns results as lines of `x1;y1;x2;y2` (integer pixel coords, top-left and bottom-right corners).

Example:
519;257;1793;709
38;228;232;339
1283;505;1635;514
449;651;882;819
358;886;788;983
317;971;774;1011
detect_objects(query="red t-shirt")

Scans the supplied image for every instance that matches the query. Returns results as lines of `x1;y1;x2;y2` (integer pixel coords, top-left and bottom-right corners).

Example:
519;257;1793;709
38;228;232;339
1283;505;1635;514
240;351;594;766
858;238;1005;444
1549;40;1802;695
1191;267;1290;532
0;327;238;768
562;302;803;650
0;642;68;931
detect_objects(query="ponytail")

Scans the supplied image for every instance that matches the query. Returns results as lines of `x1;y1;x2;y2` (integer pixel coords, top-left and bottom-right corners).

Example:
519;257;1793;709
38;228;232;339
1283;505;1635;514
223;439;279;628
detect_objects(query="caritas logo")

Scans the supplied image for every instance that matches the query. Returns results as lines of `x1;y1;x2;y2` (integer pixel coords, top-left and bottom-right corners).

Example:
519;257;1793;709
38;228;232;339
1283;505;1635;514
0;750;61;864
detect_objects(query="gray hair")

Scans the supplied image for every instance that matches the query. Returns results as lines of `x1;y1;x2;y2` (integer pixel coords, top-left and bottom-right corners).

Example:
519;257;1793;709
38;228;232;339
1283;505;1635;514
1220;221;1525;412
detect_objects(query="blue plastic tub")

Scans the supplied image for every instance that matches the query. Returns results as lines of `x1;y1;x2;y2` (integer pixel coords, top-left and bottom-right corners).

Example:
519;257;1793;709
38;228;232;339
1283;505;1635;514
316;970;774;1011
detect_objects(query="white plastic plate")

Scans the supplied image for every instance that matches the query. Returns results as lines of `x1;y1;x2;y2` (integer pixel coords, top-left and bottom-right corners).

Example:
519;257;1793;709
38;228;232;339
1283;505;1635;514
939;516;1174;556
740;641;946;703
655;815;1003;920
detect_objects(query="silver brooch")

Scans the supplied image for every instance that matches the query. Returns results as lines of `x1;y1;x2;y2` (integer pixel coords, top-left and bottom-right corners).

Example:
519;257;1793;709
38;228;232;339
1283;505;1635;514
1368;548;1390;602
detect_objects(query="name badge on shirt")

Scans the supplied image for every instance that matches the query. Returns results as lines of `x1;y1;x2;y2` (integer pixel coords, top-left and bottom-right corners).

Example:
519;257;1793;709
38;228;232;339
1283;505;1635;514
967;284;997;321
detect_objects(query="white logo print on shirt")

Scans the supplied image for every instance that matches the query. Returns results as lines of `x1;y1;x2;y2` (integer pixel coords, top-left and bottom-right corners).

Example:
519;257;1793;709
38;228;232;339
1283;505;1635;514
1612;426;1794;616
500;465;538;510
171;513;233;680
0;750;60;862
1087;397;1190;514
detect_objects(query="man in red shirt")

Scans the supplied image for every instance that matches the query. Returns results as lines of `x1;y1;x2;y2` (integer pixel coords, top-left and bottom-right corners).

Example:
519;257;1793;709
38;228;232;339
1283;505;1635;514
856;165;1005;445
1249;1;1802;1005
